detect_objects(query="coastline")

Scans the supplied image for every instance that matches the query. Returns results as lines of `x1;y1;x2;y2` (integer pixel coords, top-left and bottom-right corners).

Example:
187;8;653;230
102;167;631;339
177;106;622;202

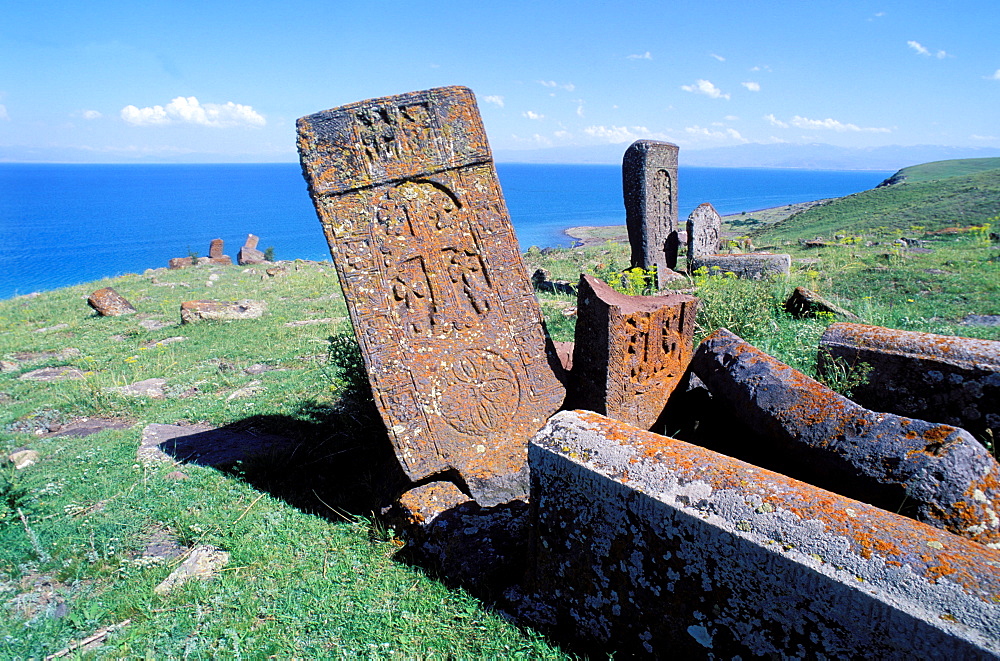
563;199;831;247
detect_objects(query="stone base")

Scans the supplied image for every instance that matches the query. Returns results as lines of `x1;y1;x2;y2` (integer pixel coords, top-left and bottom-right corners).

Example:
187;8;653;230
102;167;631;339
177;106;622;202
690;253;790;279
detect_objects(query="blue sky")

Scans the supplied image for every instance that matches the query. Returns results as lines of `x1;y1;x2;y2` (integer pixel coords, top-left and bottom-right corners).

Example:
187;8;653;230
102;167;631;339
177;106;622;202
2;0;998;163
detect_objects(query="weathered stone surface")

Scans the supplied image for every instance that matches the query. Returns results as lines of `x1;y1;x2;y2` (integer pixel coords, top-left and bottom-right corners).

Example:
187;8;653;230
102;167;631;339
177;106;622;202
238;234;267;264
691;328;1000;545
46;417;133;438
685;202;721;268
208;238;224;259
820;322;1000;445
531;269;576;296
297;86;565;506
8;449;40;469
244;233;260;250
623;140;680;277
521;410;1000;657
19;366;86;381
785;285;860;320
963;314;1000;327
570;274;697;430
107;378;166;399
179;299;266;323
168;257;194;270
387;481;530;596
690;253;791;279
87;287;137;317
153;545;230;595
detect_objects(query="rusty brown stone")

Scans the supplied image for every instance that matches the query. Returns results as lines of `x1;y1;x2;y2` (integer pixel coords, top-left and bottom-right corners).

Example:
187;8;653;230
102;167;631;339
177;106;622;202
209;238;224;259
692;328;1000;546
168;257;193;269
87;287;137;316
820;322;1000;445
297;86;566;506
238;234;266;264
244;233;260;250
623;140;680;277
570;274;697;430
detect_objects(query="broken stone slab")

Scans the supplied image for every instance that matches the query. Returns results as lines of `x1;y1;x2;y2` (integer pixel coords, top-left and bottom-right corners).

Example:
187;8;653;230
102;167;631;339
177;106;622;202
107;378;166;399
153;545;230;595
521;409;1000;657
19;366;86;381
570;274;697;430
225;380;264;401
141;336;187;349
689;253;791;279
819;322;1000;445
8;449;40;469
238;234;267;265
87;287;137;317
691;328;1000;546
386;480;530;596
297;86;566;507
531;269;576;296
623;140;681;276
138;423;294;468
180;299;266;323
784;286;860;321
685;202;721;268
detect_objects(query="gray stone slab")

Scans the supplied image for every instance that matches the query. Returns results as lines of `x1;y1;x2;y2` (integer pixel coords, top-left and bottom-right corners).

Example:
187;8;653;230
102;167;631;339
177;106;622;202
690;253;791;279
685;202;721;265
522;410;1000;657
623;140;680;275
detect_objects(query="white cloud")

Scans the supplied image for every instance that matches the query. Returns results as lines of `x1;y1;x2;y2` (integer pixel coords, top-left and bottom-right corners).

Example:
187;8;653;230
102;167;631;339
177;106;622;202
627;51;653;60
710;53;726;62
554;130;572;140
83;110;102;120
764;113;789;128
681;79;730;100
907;40;948;58
971;134;998;141
0;104;8;121
583;125;671;143
576;103;585;117
724;115;740;121
741;81;761;92
483;95;505;108
537;80;575;92
986;69;1000;81
120;96;265;127
523;110;545;121
684;125;747;142
750;65;772;72
790;115;891;133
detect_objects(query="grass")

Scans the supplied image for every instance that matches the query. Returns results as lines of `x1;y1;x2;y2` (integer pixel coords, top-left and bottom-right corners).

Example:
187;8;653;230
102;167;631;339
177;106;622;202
0;262;564;658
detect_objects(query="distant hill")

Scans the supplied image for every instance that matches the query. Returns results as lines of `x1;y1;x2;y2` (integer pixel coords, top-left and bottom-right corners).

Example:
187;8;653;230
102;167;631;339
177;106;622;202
752;158;1000;242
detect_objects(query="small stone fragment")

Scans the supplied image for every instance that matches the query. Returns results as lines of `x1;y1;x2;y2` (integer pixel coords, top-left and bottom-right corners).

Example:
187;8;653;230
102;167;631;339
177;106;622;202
784;286;860;320
153;545;230;595
88;287;138;316
107;378;167;399
179;299;266;323
9;449;40;469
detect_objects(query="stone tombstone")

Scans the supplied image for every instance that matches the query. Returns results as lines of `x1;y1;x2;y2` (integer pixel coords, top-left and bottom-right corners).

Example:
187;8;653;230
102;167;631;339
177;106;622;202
297;86;566;506
244;234;260;250
686;202;722;270
209;238;225;259
623;140;680;276
571;274;698;430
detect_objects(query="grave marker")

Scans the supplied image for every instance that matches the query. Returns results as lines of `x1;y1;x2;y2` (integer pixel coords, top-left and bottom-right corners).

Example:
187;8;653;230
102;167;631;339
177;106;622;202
623;140;680;276
297;86;565;506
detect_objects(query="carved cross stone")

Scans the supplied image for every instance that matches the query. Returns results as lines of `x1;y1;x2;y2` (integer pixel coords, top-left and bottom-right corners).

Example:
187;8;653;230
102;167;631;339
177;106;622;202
623;140;680;278
297;86;565;506
686;202;722;271
569;274;698;430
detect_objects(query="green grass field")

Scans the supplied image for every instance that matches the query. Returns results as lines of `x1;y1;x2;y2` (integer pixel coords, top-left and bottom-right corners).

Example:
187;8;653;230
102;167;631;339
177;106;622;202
2;156;998;656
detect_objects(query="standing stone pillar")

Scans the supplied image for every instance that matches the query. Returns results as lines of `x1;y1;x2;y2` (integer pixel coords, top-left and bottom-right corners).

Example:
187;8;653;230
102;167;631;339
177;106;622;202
297;86;565;506
623;140;680;278
686;202;722;271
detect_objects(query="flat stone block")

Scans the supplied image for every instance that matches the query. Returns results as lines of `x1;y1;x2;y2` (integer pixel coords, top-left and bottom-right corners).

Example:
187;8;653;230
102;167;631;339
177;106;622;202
820;322;1000;444
692;328;1000;545
523;410;1000;657
690;253;791;279
179;299;266;323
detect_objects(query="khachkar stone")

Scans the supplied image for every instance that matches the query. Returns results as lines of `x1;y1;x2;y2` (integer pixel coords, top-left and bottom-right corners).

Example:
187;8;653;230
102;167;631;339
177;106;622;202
297;86;566;506
570;274;697;430
686;202;722;270
623;140;680;278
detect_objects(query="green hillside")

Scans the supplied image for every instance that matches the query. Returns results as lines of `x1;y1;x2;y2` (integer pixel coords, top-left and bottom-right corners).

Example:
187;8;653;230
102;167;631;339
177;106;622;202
753;163;1000;243
881;157;1000;185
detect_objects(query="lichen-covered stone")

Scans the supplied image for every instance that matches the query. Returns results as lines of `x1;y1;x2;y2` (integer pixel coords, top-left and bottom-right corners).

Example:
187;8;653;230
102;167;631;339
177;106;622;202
88;287;137;316
689;253;791;280
785;285;860;320
297;86;565;506
623;140;680;276
692;328;1000;545
522;410;1000;657
570;274;697;430
685;202;721;267
820;322;1000;446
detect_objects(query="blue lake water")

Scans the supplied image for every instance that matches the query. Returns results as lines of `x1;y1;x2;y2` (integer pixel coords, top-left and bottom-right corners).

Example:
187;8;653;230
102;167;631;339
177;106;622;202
0;163;892;300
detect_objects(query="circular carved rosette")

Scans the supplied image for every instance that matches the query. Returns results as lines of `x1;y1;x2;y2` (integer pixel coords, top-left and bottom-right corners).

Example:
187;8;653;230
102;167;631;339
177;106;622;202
437;349;521;437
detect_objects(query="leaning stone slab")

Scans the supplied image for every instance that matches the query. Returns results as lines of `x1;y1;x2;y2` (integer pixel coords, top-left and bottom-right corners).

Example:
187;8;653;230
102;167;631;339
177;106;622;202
685;202;721;267
88;287;137;316
298;86;565;506
521;410;1000;657
179;299;265;323
238;234;267;265
691;328;1000;546
785;285;860;320
820;322;1000;444
689;253;791;279
570;274;697;430
623;140;680;276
